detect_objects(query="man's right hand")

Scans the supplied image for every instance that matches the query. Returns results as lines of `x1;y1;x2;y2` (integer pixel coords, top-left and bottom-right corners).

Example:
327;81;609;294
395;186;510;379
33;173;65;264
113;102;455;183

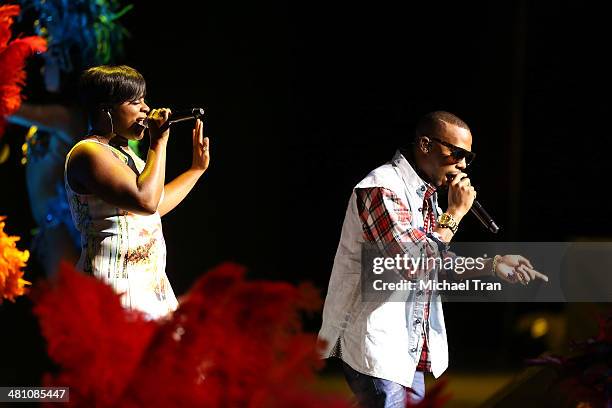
447;172;476;219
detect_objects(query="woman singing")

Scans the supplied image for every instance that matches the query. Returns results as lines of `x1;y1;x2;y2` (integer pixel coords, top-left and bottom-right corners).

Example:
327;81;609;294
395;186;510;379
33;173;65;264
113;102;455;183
64;65;210;319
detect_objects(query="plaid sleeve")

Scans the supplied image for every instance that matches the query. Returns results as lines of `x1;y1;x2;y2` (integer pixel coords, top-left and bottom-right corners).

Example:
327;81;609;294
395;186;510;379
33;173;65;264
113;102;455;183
356;187;439;279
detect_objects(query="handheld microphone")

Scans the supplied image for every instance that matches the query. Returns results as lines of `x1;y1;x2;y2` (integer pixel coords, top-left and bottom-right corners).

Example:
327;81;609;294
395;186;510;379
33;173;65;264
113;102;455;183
470;200;500;234
444;173;500;234
141;108;205;129
167;108;205;125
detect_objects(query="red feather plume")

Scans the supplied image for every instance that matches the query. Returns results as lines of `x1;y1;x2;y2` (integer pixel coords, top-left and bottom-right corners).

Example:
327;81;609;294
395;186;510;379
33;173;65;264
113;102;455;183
0;5;47;137
32;262;352;407
31;262;157;407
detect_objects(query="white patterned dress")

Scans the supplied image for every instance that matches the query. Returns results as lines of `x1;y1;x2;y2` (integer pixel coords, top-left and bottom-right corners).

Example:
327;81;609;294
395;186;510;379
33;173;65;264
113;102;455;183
64;139;178;320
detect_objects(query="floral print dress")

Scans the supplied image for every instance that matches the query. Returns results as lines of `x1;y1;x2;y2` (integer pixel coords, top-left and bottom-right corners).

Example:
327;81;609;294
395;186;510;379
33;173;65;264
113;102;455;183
64;139;178;319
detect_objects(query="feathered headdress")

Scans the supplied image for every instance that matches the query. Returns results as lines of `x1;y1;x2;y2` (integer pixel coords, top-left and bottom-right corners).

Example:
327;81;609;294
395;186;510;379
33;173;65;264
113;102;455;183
18;0;132;91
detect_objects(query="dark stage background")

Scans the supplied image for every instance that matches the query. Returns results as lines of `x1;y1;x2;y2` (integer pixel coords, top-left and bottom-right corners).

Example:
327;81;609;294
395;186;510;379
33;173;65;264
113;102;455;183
1;0;609;388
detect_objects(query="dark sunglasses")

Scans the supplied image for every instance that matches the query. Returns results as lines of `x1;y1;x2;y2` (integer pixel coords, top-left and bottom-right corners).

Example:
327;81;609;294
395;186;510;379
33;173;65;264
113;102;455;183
428;137;476;167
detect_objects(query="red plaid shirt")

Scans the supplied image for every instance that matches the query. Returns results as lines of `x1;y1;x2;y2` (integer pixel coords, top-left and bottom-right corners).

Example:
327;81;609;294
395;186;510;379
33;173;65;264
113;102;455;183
356;185;437;372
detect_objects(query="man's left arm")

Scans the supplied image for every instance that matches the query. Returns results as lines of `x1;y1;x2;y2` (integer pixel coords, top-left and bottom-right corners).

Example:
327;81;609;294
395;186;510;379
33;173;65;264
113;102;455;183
433;206;548;284
439;253;549;284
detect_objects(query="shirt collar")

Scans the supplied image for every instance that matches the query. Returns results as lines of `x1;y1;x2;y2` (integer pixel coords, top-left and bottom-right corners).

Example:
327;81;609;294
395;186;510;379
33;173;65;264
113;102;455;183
391;150;436;200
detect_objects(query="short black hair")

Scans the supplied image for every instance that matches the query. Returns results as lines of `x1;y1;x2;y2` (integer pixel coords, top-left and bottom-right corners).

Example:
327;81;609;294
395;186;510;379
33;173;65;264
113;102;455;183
415;111;470;140
79;65;146;116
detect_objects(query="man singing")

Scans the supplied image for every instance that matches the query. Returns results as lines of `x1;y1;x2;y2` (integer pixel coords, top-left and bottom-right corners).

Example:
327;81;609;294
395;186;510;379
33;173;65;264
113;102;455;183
318;111;547;407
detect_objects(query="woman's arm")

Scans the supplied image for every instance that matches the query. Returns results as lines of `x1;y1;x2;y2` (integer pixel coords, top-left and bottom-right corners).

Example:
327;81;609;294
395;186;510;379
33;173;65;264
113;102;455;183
68;109;171;215
158;119;210;217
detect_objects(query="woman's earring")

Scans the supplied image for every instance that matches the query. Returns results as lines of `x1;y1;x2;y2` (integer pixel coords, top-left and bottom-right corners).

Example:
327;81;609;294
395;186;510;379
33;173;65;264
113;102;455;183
105;109;114;135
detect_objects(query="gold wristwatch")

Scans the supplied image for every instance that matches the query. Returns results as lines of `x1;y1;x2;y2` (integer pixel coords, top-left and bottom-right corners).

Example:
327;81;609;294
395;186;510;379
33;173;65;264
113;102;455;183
437;212;459;234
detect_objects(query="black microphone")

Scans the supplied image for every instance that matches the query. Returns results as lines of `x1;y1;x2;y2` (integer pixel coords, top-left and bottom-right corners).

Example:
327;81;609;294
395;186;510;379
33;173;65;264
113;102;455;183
167;108;205;125
444;173;500;234
142;108;205;129
471;200;500;234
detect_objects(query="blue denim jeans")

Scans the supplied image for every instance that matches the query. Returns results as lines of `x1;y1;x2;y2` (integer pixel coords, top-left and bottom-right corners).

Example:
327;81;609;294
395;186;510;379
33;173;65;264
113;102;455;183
342;361;425;407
